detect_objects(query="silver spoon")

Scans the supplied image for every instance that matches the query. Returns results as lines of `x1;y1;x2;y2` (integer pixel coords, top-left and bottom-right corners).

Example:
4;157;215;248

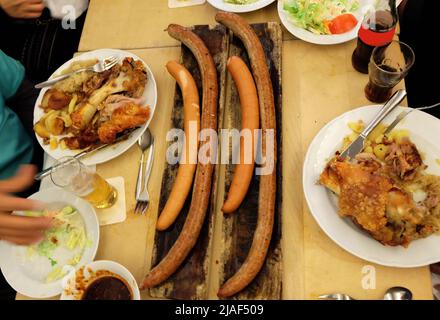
319;286;413;300
383;286;413;300
135;129;153;201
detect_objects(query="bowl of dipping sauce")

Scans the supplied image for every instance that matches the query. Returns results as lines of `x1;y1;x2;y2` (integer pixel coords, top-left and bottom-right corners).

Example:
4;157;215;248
60;260;140;300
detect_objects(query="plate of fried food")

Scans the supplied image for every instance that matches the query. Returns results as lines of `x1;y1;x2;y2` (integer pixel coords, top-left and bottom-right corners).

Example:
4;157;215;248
303;106;440;267
33;49;157;165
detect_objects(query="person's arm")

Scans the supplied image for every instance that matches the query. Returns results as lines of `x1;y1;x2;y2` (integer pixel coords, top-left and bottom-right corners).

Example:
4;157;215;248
0;165;51;245
0;0;44;19
0;50;25;100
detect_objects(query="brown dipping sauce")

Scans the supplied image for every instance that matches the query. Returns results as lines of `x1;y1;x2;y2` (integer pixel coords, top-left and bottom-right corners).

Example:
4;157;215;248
81;276;132;300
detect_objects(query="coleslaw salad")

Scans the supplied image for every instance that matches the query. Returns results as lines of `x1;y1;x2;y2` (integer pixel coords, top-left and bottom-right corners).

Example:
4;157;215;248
25;205;91;283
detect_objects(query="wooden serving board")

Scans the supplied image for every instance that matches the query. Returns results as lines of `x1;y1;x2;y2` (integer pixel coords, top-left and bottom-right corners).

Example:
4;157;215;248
218;22;283;300
149;22;282;300
149;24;229;300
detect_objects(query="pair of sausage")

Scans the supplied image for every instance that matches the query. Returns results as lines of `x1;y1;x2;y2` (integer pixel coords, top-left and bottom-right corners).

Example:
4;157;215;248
158;56;257;226
143;12;277;299
141;24;218;289
216;12;277;298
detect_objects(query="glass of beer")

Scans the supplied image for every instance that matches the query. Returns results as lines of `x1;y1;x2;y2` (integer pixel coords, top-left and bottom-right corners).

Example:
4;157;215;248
365;40;415;103
50;157;117;209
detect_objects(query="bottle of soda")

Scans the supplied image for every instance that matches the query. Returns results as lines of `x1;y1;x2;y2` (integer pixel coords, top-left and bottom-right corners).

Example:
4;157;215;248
352;0;398;74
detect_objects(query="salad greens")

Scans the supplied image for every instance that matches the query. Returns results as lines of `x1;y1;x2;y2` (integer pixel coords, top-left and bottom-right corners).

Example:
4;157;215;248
283;0;360;35
25;205;89;283
224;0;258;4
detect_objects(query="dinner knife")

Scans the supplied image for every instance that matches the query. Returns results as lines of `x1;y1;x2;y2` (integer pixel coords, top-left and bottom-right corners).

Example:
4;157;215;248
34;131;134;181
339;89;407;159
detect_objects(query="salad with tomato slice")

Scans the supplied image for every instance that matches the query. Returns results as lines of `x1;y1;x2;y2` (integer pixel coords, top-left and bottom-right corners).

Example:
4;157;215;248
283;0;360;35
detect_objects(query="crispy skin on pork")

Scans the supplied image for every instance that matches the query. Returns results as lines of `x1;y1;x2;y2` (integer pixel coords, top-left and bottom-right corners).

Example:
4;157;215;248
332;160;392;233
97;103;150;143
319;153;435;247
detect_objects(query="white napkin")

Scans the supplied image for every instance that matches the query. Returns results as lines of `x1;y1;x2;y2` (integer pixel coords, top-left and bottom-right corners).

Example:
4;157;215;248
43;0;88;20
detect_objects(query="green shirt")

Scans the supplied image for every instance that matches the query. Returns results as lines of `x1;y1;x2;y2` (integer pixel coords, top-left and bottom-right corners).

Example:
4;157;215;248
0;50;33;179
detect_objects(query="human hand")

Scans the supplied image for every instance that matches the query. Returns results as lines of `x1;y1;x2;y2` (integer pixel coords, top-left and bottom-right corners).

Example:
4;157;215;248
0;0;44;19
0;165;51;245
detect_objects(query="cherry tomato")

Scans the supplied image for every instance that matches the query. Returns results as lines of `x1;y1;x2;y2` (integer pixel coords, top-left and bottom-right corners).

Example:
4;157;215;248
328;13;358;34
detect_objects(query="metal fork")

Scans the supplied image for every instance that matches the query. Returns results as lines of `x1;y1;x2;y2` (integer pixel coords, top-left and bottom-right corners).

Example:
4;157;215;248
34;55;119;89
135;133;155;215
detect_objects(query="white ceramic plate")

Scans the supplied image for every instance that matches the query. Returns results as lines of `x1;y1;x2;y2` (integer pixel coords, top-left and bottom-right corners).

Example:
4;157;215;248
278;0;403;45
303;106;440;268
207;0;275;13
0;188;99;298
33;48;157;166
278;0;368;45
60;260;140;300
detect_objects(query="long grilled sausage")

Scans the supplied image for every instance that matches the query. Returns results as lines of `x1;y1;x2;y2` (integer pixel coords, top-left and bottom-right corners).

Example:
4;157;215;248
156;61;201;231
215;12;277;298
222;56;259;214
141;24;218;289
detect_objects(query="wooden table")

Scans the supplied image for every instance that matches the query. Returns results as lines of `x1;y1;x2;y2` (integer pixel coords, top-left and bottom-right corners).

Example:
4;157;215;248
18;0;433;300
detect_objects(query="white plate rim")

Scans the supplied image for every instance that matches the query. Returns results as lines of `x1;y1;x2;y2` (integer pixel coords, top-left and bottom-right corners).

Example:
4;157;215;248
33;48;158;166
0;188;100;298
303;105;440;268
207;0;276;13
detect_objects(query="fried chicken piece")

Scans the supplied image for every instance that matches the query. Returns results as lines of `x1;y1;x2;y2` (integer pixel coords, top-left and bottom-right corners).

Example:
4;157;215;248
97;103;150;143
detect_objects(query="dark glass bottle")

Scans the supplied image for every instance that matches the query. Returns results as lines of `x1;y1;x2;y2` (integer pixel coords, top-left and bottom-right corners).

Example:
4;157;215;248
352;0;398;74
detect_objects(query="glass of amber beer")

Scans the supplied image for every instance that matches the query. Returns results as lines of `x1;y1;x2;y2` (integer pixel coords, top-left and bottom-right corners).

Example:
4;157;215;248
50;157;117;209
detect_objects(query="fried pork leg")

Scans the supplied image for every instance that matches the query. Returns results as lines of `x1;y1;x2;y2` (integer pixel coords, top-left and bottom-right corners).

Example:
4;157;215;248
320;156;432;247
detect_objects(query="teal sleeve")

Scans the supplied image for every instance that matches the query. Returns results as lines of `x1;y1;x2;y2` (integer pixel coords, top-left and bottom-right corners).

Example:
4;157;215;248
0;50;25;100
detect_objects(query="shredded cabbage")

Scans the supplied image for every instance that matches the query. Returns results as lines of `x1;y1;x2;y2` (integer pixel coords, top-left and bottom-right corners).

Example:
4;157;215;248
283;0;360;35
24;206;90;283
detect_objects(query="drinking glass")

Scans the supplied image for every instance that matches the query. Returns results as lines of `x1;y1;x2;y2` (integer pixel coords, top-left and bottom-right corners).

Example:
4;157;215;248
50;157;117;209
365;40;415;103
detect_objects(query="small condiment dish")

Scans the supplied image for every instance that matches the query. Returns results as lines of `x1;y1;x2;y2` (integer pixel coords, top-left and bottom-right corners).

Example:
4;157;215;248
60;260;140;300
